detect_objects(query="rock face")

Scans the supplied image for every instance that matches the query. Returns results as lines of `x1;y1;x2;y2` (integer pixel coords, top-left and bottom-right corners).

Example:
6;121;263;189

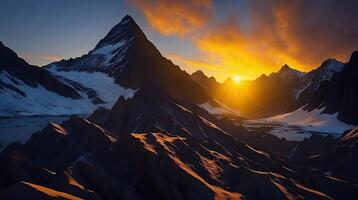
307;128;358;182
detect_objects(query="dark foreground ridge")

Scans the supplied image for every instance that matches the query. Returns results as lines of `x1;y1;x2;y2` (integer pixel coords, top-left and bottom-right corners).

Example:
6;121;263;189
1;83;358;199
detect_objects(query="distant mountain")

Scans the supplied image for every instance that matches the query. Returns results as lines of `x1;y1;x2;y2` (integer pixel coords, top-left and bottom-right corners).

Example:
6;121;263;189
191;70;221;94
192;53;358;125
192;64;309;117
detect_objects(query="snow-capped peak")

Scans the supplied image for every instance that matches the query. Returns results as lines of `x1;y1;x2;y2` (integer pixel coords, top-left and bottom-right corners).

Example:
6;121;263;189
312;58;344;85
321;58;344;74
277;64;305;79
90;15;142;53
88;16;138;57
46;15;145;72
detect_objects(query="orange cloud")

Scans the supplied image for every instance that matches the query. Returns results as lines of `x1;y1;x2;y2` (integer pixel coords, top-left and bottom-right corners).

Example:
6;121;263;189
130;0;212;36
169;16;305;82
37;54;63;62
190;17;306;81
19;53;63;66
240;0;358;68
168;53;232;82
133;0;358;81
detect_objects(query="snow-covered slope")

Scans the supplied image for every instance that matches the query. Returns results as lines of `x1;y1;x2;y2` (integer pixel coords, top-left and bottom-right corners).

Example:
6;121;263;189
0;40;136;116
0;70;136;116
49;70;136;110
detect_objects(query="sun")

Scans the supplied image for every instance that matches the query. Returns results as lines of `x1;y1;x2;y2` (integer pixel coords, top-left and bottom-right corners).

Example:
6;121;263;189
233;75;241;83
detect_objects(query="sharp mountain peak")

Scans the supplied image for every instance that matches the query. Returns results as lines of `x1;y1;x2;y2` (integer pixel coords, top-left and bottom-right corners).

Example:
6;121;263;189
92;14;146;51
278;64;301;73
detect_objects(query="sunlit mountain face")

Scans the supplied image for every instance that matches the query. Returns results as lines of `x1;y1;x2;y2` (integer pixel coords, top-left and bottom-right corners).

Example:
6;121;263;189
1;1;358;200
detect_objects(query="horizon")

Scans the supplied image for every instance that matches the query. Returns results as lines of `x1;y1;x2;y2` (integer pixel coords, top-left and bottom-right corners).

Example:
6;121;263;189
1;0;357;82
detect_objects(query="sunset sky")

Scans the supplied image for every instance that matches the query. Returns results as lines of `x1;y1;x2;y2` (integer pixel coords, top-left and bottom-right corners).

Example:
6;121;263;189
1;0;357;82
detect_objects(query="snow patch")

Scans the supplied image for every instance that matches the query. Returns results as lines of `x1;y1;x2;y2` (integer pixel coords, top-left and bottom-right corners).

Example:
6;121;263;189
321;61;344;81
91;41;126;55
243;106;354;141
295;81;311;99
199;101;239;116
264;107;354;134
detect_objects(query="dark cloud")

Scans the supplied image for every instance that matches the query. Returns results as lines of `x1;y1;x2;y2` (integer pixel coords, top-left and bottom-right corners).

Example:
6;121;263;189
246;0;358;67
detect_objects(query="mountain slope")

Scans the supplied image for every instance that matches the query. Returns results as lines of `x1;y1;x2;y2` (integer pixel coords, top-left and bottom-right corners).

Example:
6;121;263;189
297;127;358;182
274;52;358;128
299;51;358;124
0;42;114;116
0;42;79;100
294;59;344;109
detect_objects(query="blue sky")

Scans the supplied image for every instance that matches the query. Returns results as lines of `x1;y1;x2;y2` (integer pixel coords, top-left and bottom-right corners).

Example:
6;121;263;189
0;0;190;66
1;0;357;82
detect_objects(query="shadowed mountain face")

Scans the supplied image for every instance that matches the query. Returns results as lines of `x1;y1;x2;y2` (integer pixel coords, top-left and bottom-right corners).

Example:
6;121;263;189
301;52;358;124
303;128;358;182
47;15;210;104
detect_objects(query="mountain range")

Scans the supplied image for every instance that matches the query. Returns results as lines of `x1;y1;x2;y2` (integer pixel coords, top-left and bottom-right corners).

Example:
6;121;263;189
191;54;358;125
0;15;358;200
0;15;209;117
